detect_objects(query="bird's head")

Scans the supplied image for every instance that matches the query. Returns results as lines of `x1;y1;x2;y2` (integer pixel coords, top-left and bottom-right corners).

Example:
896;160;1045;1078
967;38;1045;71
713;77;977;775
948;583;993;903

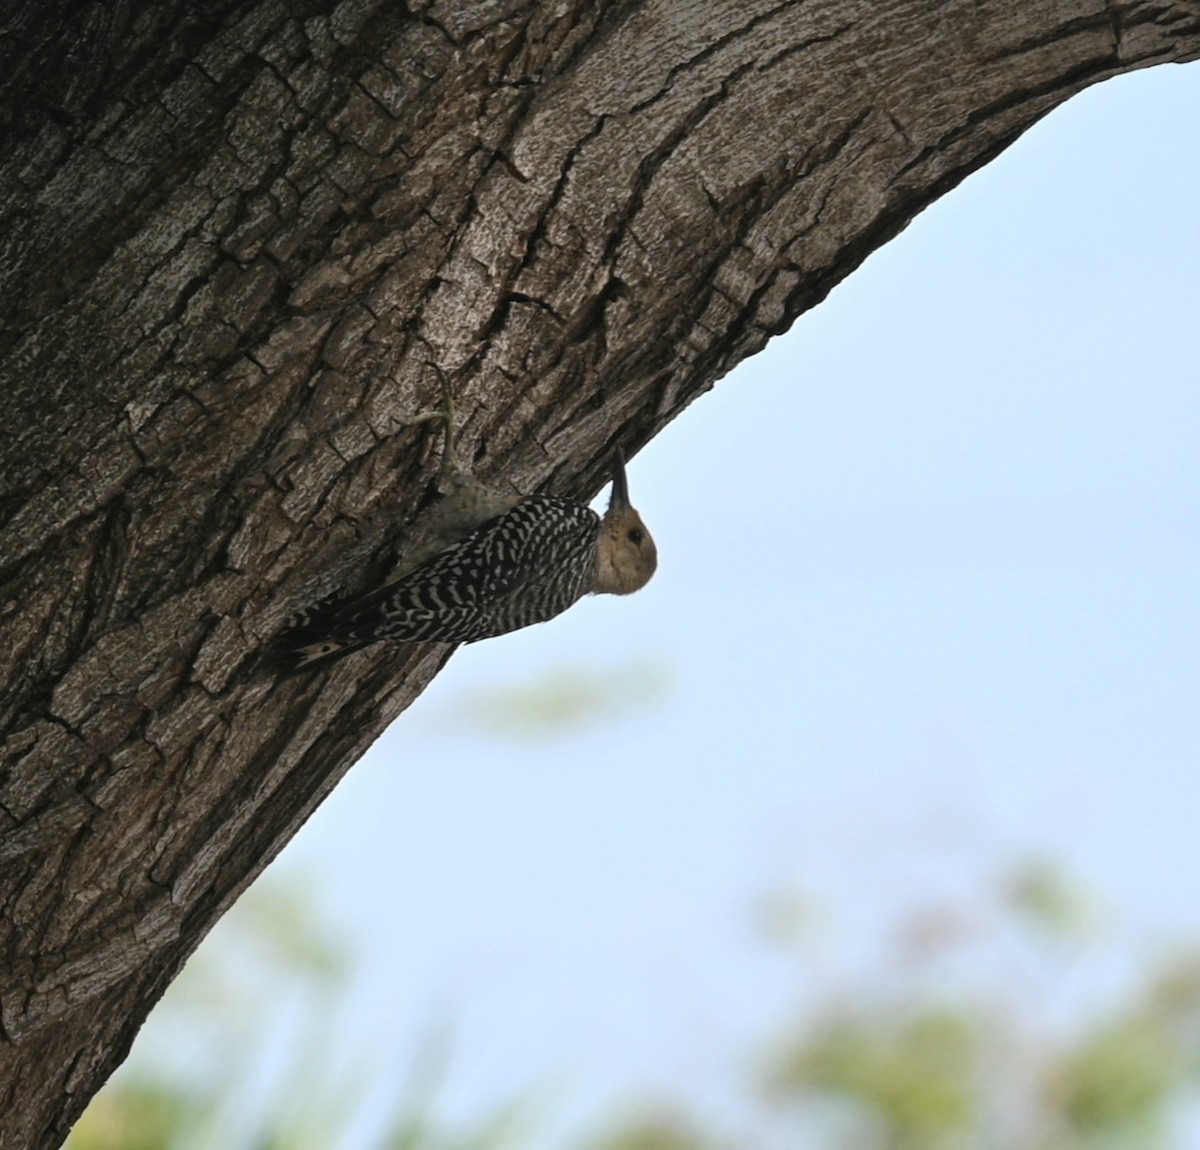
593;450;658;596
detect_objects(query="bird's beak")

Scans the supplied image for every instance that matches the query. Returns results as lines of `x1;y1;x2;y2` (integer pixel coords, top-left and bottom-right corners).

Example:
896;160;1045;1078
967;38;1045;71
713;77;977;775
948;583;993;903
609;448;630;511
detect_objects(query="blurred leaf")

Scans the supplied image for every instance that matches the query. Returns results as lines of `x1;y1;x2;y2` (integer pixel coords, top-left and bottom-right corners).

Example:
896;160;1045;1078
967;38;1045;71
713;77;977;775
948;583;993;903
68;1080;200;1150
376;1096;545;1150
581;1109;713;1150
770;1007;979;1149
1047;1016;1175;1141
1146;952;1200;1036
446;659;670;741
1002;858;1100;941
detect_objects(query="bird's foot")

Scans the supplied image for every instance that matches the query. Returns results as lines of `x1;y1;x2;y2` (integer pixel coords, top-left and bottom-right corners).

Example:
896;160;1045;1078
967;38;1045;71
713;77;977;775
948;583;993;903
400;373;464;483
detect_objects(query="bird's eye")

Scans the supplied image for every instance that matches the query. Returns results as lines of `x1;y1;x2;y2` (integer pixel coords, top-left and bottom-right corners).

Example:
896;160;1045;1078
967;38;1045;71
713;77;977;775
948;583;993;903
628;528;644;544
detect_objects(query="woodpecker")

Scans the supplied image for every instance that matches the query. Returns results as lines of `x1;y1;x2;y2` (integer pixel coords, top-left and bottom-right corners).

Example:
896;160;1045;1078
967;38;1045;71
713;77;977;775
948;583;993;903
278;385;657;673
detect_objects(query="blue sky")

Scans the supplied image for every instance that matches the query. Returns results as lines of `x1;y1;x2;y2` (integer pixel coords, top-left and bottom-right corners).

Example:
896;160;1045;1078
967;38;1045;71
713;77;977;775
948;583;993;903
138;60;1200;1144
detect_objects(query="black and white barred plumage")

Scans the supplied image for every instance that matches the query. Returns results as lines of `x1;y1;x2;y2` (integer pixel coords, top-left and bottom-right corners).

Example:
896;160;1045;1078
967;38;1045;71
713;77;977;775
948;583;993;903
281;495;607;672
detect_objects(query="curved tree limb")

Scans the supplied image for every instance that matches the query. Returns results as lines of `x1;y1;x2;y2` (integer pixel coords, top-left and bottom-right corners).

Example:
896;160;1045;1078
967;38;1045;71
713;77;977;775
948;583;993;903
1;1;1197;1144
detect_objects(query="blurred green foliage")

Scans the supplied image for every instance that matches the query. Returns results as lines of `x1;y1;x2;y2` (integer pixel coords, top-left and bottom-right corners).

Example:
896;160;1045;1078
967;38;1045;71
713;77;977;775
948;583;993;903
1051;1016;1175;1143
70;1083;200;1150
68;859;1200;1150
1003;857;1101;941
434;659;670;741
771;1007;980;1149
581;1111;713;1150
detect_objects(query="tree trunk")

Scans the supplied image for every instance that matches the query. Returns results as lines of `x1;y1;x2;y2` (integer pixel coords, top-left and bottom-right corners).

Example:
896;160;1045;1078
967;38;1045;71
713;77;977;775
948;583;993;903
1;0;1196;1144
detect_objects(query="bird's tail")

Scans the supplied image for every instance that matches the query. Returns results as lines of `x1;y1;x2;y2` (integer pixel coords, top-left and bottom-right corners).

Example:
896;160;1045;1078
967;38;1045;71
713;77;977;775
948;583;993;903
273;635;373;676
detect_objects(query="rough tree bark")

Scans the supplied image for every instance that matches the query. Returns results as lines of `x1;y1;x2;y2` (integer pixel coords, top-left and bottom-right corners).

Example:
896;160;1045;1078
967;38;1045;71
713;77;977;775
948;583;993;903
0;0;1196;1145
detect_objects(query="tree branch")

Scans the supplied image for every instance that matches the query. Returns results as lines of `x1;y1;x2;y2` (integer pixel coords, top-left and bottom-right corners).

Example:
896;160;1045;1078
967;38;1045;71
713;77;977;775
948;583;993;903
1;0;1197;1144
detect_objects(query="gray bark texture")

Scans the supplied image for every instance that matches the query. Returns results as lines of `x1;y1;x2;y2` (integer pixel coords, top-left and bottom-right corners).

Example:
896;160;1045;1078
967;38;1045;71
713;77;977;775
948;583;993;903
1;0;1197;1144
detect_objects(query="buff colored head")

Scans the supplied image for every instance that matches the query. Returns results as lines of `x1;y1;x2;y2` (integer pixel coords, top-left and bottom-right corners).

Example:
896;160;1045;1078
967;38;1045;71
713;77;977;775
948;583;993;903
593;450;657;596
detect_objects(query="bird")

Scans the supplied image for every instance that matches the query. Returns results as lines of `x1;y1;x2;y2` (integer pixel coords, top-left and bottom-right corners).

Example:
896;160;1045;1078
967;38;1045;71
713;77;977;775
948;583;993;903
276;382;657;674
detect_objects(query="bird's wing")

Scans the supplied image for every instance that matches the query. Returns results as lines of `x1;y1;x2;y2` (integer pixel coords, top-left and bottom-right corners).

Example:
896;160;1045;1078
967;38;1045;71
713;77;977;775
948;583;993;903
321;496;599;642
